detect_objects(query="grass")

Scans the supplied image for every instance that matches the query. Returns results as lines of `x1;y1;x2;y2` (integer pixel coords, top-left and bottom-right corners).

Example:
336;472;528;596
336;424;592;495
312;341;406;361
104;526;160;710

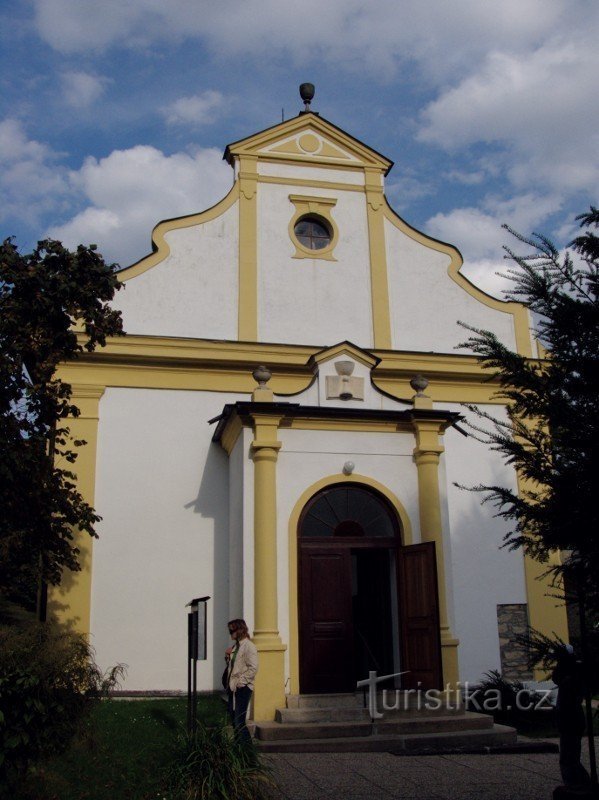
18;695;228;800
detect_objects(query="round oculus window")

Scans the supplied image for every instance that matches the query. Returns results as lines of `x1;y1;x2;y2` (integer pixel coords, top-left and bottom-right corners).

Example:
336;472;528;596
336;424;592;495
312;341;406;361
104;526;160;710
294;216;331;251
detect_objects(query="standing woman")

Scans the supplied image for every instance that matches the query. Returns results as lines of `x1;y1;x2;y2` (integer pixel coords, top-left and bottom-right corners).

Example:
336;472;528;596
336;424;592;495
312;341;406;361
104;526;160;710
224;619;258;744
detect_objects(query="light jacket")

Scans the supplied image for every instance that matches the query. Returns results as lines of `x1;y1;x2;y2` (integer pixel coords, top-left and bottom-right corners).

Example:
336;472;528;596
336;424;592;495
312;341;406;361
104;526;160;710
228;638;259;692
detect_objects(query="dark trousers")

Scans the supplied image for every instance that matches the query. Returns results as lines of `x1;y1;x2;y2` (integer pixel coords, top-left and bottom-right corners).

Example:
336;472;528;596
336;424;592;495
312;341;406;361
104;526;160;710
227;686;253;744
559;733;590;786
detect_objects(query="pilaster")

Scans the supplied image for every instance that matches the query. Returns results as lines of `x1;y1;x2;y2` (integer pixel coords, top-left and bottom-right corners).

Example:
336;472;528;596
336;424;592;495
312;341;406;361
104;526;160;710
238;155;258;341
365;167;392;349
49;383;105;634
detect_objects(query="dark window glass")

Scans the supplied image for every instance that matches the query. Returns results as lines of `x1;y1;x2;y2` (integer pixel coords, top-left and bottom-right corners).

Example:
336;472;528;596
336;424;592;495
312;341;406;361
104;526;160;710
294;216;331;250
300;486;397;538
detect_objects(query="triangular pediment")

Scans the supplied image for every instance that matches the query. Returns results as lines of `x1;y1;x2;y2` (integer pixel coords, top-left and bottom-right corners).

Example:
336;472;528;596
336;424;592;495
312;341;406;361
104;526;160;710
309;341;380;370
224;114;393;175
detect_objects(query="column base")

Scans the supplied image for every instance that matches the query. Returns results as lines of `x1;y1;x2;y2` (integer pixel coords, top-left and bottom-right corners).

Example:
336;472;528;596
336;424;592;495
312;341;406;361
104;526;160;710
441;635;460;690
252;638;287;722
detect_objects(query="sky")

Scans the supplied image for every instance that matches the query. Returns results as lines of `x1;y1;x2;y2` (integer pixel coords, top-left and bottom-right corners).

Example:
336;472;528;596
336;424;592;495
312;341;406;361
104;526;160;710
1;0;597;297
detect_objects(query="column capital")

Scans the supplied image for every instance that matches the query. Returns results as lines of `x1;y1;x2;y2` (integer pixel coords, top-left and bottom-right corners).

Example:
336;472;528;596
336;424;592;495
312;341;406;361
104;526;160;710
251;413;282;444
412;418;445;453
413;446;444;467
69;383;106;420
251;441;281;462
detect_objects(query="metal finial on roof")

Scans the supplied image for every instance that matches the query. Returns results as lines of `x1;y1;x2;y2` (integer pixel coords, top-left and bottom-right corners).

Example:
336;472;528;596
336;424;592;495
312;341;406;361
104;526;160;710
299;83;315;113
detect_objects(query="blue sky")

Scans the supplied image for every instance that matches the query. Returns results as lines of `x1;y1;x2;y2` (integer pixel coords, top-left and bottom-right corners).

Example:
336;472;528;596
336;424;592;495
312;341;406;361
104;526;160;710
1;0;597;296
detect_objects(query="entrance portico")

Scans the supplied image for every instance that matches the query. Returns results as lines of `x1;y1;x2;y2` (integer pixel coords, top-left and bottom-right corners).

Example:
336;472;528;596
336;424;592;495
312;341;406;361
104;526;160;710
213;345;461;721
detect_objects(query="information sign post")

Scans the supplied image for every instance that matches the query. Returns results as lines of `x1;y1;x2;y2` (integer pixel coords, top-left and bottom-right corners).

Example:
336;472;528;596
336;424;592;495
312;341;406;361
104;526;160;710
186;596;210;734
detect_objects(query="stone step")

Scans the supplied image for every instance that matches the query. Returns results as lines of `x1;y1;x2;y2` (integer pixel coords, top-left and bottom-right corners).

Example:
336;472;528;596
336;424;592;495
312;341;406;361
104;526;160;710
255;720;373;741
374;711;494;735
286;691;464;713
255;723;517;754
275;707;372;723
286;693;362;709
255;711;493;742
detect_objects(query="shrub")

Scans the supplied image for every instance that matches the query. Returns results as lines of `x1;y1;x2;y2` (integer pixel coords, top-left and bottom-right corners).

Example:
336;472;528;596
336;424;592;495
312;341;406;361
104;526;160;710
0;609;124;794
165;722;274;800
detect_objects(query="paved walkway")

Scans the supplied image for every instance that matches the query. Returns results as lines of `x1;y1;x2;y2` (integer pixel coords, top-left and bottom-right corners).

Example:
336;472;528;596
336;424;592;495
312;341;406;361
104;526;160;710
267;740;595;799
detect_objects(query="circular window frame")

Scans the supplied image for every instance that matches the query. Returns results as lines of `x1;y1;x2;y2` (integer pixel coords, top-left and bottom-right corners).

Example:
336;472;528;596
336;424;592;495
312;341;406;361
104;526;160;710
288;195;339;261
294;215;332;252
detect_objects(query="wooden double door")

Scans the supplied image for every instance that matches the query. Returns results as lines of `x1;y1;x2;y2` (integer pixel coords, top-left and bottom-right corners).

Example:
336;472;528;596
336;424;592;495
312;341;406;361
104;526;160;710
298;485;442;694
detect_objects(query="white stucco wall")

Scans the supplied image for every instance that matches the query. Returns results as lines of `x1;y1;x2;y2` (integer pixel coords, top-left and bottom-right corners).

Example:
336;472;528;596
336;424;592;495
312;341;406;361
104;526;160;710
257;184;373;347
92;387;243;691
385;219;518;354
112;201;239;339
441;403;527;683
257;161;364;185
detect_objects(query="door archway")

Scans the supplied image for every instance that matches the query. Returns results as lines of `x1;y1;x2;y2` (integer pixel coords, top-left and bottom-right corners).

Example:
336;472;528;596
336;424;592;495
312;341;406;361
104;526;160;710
298;483;442;694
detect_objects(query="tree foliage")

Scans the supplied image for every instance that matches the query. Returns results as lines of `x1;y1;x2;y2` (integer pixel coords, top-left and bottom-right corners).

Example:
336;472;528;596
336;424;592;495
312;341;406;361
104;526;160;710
459;208;599;608
0;612;125;793
0;239;124;610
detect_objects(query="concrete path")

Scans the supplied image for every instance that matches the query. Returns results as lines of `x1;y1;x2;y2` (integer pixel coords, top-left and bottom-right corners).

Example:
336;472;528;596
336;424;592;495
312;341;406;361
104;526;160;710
266;739;595;799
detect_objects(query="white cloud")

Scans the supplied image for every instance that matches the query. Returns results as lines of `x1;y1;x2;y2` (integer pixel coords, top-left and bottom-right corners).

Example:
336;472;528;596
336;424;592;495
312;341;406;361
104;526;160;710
47;144;232;266
0;118;51;163
0;119;70;226
459;258;511;299
33;0;568;79
61;71;108;108
162;91;224;126
418;32;599;194
424;193;563;297
443;169;486;186
385;170;435;211
426;194;559;260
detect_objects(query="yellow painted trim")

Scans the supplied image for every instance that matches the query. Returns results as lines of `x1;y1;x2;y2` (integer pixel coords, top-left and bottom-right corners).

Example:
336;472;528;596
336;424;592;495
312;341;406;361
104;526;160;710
382;199;533;358
524;554;569;680
288;194;339;261
238;155;258;340
514;471;569;680
58;333;527;406
220;414;243;456
258;173;365;191
57;334;518;405
311;341;378;370
225;113;392;174
265;131;359;164
48;384;105;635
365;169;392;349
287;419;411;433
287;474;413;695
251;414;287;720
116;184;239;281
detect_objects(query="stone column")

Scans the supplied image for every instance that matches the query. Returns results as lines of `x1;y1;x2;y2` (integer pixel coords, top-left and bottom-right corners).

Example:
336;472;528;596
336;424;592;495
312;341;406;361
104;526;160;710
249;369;287;720
410;378;460;688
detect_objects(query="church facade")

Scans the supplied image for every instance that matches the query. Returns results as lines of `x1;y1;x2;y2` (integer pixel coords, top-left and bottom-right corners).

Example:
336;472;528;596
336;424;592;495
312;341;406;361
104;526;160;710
53;105;568;720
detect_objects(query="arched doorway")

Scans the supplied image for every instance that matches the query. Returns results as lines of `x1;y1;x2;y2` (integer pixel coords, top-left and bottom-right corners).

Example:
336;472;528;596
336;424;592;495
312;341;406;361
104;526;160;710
298;483;442;693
